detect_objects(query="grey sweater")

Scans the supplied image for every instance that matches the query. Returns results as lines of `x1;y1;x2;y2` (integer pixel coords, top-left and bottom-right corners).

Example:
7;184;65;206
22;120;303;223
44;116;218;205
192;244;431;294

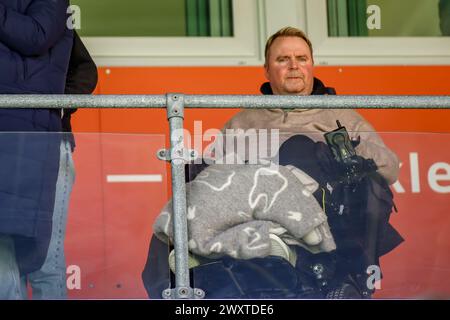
223;108;400;184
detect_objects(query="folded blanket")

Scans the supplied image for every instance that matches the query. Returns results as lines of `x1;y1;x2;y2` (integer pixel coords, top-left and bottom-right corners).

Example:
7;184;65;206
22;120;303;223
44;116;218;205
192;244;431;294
153;162;336;261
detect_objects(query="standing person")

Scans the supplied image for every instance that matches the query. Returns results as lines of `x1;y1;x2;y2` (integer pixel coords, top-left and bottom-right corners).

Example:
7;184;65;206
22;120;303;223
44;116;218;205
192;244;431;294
0;0;73;299
22;31;98;300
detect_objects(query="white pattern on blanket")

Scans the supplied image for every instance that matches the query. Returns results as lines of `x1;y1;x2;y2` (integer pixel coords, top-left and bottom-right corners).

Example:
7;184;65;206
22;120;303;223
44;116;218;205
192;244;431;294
153;163;336;260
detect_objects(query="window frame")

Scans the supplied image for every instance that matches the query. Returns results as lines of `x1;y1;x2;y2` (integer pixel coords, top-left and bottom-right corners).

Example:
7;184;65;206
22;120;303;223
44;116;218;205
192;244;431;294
304;0;450;65
82;0;263;66
81;0;450;66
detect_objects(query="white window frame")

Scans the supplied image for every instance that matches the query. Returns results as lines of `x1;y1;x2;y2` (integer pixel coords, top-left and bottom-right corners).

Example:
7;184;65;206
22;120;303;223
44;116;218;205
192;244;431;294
304;0;450;65
82;0;263;66
81;0;450;67
263;0;307;43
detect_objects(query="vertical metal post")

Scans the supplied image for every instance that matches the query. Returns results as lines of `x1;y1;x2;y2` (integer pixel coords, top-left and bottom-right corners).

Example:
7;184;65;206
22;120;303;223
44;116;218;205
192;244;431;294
165;93;193;298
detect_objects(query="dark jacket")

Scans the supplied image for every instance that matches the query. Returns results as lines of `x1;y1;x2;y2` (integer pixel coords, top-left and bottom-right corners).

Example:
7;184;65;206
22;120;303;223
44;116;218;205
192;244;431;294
64;30;98;130
0;0;73;274
62;30;98;150
0;0;73;94
260;77;337;95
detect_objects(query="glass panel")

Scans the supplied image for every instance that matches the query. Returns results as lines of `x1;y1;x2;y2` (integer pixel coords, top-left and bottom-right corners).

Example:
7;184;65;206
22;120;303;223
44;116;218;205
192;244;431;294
68;133;168;299
5;133;169;299
71;0;233;37
153;131;450;299
327;0;449;37
10;131;448;299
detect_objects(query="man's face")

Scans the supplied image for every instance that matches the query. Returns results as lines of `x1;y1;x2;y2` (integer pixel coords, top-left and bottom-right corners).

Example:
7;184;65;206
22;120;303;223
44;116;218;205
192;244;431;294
264;36;314;95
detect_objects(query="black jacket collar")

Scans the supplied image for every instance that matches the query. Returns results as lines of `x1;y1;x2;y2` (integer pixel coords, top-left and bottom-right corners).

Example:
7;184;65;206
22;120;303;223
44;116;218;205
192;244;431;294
260;77;336;95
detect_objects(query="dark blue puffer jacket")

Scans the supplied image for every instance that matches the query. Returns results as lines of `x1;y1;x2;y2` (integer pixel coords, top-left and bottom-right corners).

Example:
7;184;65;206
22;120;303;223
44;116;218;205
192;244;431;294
0;0;73;274
0;0;73;94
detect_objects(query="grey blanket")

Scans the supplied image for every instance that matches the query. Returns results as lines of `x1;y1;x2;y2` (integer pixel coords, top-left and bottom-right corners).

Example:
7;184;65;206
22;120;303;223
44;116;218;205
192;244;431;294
153;163;336;260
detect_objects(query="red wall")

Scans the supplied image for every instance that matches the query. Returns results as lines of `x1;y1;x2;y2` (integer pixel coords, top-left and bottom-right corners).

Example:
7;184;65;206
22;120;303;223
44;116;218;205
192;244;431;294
74;66;450;134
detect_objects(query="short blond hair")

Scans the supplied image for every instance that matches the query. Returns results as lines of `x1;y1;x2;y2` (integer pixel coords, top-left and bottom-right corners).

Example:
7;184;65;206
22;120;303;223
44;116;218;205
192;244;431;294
264;27;313;65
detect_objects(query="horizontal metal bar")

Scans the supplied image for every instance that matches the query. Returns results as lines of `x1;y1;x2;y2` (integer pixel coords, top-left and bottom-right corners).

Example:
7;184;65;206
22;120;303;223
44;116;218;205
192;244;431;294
0;95;166;109
184;95;450;109
0;94;448;109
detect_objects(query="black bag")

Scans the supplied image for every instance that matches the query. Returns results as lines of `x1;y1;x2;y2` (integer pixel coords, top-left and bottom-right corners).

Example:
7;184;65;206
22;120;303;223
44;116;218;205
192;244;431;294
278;134;404;296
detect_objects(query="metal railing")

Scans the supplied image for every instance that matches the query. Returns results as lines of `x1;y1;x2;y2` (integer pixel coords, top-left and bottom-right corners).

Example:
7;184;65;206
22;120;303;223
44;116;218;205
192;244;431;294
1;93;449;299
1;94;450;109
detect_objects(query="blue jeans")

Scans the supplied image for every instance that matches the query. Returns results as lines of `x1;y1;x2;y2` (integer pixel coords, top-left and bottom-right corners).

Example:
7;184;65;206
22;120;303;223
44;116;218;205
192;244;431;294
22;139;75;299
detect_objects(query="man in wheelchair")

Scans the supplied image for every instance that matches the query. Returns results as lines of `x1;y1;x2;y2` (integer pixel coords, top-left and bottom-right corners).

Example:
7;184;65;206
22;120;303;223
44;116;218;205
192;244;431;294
142;27;403;299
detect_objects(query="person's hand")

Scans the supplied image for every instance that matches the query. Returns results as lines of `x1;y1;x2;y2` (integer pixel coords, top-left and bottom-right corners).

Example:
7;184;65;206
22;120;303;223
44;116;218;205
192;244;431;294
340;156;378;184
315;141;378;184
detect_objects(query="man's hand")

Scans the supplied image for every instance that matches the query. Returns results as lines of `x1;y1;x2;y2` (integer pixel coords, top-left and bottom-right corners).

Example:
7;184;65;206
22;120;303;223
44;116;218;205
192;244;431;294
315;141;377;184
